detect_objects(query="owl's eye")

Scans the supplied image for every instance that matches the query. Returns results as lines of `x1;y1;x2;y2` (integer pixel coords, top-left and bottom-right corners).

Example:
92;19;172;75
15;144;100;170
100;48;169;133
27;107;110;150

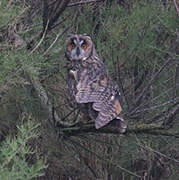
69;43;75;49
81;43;87;50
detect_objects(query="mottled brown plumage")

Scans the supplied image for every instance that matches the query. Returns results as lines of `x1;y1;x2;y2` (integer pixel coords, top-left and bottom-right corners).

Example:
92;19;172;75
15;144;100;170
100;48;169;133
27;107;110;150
65;34;126;132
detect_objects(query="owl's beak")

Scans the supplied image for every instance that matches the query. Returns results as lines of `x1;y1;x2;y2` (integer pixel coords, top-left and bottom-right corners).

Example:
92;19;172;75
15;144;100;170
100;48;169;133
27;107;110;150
76;47;80;56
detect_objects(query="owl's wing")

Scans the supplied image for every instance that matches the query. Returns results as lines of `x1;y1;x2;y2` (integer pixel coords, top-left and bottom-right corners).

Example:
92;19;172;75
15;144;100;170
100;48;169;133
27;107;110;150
75;67;109;104
76;71;123;129
76;66;107;103
95;94;122;129
67;72;78;104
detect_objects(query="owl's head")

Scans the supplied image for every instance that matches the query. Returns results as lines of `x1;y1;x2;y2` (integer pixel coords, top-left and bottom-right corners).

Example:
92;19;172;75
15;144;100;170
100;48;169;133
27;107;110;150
65;34;94;61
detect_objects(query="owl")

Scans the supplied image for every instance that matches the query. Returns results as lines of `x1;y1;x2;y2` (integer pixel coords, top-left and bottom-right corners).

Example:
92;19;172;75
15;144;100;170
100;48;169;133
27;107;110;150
65;34;127;133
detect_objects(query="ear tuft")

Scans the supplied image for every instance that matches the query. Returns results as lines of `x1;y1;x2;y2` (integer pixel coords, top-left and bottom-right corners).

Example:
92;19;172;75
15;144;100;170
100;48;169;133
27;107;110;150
83;34;91;39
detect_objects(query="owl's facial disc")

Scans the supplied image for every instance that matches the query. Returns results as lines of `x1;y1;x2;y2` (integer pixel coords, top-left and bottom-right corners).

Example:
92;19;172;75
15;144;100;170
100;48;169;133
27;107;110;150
69;37;89;60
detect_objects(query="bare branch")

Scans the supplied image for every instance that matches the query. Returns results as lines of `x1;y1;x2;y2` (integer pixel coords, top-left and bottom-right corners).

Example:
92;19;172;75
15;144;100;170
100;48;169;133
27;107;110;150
59;121;179;138
137;143;179;163
134;97;179;114
128;84;179;116
134;57;172;107
67;137;142;179
41;26;70;57
29;20;49;55
173;0;179;16
67;0;103;7
50;0;70;31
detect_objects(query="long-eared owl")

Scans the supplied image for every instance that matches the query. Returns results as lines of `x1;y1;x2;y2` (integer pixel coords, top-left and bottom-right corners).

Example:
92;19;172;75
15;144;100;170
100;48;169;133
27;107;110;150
65;34;127;133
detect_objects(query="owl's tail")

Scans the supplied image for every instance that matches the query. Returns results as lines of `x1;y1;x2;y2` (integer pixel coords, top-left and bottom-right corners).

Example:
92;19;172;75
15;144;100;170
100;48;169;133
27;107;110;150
107;116;127;133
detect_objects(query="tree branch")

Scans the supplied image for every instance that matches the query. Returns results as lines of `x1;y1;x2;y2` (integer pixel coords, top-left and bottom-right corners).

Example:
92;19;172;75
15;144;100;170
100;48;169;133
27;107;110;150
173;0;179;16
59;121;179;138
131;57;172;112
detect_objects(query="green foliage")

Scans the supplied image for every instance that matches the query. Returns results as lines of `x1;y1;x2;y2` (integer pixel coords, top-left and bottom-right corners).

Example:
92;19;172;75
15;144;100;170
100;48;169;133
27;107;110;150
0;0;27;26
0;115;47;180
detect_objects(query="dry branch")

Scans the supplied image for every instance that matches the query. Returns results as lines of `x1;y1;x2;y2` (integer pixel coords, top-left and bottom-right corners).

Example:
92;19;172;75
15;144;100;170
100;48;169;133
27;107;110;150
42;0;70;33
131;57;173;114
173;0;179;16
60;121;179;138
41;26;70;57
67;0;103;7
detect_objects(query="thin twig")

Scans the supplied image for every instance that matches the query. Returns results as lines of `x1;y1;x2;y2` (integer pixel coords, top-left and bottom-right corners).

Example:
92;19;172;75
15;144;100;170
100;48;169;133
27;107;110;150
128;84;179;116
29;20;49;55
60;107;79;122
173;0;179;16
67;137;141;178
51;14;71;30
134;57;172;107
156;104;179;125
137;143;179;163
41;26;70;57
67;0;103;7
134;98;179;114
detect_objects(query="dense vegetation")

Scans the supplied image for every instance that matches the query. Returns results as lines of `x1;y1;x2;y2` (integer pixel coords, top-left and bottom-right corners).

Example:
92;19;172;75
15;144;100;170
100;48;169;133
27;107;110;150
0;0;178;179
